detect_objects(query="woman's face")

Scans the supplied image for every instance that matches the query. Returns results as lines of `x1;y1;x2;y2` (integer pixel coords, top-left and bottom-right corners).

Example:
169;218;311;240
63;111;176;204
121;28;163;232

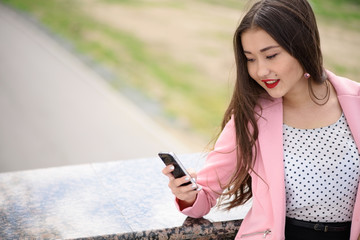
241;28;306;100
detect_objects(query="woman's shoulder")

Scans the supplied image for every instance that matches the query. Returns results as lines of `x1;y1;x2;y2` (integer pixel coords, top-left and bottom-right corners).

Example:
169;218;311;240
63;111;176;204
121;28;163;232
327;70;360;96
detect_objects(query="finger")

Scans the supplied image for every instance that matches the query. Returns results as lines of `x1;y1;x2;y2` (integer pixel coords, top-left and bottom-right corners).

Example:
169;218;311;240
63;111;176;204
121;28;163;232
186;168;197;181
162;165;175;174
173;175;193;187
169;176;192;194
174;184;201;201
173;177;200;193
162;165;175;179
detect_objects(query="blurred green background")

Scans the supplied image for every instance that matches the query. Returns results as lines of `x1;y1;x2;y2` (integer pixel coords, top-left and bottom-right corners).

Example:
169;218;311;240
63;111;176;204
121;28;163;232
2;0;359;144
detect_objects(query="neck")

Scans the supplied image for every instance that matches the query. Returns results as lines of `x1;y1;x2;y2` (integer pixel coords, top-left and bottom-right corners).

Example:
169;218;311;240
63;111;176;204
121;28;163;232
283;93;314;109
283;80;329;109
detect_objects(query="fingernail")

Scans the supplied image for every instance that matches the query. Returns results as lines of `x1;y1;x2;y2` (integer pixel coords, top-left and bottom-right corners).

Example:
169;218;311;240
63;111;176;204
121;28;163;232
169;166;174;170
192;178;196;183
185;176;190;181
197;186;202;191
192;183;197;189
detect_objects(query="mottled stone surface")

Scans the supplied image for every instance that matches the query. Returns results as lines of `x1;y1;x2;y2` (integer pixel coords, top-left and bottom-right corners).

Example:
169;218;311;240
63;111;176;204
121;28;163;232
73;218;243;240
0;154;250;239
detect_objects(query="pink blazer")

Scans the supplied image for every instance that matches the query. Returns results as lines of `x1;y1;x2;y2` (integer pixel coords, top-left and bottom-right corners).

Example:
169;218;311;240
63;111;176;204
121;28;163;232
179;71;360;239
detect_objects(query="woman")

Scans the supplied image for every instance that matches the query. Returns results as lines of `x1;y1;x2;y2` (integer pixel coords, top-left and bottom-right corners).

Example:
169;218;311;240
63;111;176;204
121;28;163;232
162;0;360;239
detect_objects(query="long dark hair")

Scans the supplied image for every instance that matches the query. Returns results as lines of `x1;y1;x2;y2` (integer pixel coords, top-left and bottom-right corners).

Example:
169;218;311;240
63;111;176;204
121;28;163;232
219;0;325;210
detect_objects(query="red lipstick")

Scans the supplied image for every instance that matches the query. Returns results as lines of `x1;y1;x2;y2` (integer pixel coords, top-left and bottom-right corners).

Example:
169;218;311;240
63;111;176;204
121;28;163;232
261;79;280;89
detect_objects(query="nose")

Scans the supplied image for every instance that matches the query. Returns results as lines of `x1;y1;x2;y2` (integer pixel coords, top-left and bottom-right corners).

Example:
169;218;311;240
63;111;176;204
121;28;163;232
256;59;270;78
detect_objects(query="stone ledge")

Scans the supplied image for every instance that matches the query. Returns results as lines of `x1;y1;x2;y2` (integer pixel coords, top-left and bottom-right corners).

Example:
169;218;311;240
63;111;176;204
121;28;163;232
0;154;249;239
73;218;242;240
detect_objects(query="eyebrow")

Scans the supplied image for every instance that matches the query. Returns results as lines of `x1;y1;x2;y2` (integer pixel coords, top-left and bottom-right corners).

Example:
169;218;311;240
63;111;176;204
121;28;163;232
243;45;280;54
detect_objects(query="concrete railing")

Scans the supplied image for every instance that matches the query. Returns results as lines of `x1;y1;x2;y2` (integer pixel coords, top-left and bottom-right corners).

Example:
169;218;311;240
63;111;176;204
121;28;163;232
0;154;249;239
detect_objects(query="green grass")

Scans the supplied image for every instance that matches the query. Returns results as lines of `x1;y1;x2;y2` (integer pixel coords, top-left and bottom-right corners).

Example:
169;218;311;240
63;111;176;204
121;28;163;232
197;0;245;9
311;0;360;29
101;0;187;9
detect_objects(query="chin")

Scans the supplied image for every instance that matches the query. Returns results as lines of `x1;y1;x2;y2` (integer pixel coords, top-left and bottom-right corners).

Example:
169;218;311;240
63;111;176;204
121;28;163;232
266;91;284;99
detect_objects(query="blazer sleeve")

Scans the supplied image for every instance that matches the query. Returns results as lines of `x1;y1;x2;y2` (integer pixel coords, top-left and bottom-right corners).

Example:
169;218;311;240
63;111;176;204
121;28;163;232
176;116;238;218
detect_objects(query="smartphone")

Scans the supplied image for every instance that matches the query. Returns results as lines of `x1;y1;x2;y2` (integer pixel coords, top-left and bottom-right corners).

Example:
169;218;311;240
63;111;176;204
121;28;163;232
158;152;199;188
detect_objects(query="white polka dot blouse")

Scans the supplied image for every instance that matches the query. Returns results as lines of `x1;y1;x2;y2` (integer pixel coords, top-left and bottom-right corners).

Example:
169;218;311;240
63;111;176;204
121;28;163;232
283;113;360;222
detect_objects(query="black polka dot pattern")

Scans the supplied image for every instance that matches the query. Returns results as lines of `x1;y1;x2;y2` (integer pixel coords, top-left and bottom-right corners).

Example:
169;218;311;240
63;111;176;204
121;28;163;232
283;114;360;222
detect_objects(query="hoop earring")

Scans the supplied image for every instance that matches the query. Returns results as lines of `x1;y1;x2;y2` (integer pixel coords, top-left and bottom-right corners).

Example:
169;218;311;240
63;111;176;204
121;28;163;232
308;79;330;106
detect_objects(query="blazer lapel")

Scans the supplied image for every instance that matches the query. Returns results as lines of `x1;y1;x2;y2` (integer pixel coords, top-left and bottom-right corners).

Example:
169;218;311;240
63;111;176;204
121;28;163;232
328;69;360;148
256;98;286;225
339;96;360;148
340;95;360;239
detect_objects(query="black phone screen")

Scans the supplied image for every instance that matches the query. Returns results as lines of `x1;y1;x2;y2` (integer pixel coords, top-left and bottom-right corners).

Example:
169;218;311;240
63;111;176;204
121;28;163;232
158;153;191;186
159;153;185;178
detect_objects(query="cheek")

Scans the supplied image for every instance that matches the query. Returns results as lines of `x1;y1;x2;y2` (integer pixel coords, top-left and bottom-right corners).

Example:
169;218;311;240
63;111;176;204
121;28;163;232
247;63;257;80
284;65;304;84
247;64;262;87
248;64;262;86
284;58;304;77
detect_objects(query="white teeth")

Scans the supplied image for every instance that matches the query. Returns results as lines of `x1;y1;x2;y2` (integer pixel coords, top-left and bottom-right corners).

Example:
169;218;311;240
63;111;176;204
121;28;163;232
266;80;277;84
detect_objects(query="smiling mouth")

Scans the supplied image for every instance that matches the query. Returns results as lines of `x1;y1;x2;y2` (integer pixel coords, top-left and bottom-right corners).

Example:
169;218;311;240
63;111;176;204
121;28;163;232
261;79;280;89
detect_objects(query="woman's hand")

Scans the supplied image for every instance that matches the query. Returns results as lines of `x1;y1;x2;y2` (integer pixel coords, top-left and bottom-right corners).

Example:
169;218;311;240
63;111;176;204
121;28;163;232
162;165;201;209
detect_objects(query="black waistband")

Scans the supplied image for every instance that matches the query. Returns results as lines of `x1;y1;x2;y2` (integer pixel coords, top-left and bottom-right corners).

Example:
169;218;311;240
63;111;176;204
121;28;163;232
286;217;351;232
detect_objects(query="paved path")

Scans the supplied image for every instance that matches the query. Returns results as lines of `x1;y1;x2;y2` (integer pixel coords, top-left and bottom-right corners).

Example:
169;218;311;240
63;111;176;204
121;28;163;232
0;4;193;172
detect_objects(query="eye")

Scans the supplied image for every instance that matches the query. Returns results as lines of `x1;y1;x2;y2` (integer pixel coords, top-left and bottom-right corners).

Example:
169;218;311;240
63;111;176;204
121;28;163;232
266;53;278;60
246;58;255;62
